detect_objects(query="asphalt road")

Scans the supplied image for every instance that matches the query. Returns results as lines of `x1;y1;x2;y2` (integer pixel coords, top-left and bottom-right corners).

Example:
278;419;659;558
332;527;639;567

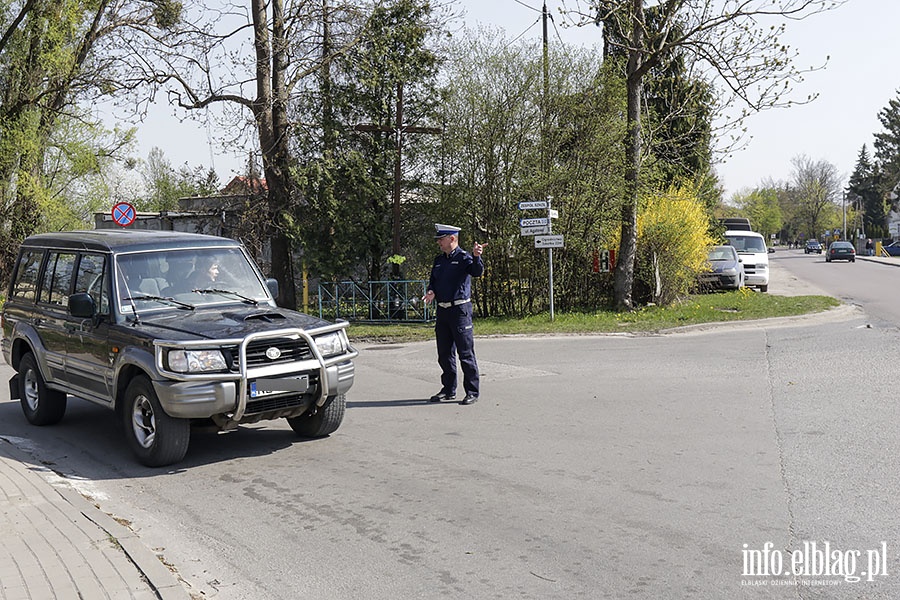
2;256;900;598
772;247;900;326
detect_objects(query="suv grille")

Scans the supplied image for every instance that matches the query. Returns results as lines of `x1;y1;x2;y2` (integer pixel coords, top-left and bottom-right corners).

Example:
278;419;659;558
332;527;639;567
224;337;315;370
246;337;314;365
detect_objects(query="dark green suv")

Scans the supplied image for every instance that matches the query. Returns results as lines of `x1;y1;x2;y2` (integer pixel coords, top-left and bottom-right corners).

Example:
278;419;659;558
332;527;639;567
1;230;357;466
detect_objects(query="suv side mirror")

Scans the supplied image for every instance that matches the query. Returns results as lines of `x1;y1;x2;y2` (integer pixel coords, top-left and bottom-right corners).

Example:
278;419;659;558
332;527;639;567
768;247;775;253
265;278;279;300
69;293;96;318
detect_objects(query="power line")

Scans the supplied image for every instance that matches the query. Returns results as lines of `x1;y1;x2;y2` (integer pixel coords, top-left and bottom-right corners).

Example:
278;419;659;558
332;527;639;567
510;0;541;13
504;16;542;49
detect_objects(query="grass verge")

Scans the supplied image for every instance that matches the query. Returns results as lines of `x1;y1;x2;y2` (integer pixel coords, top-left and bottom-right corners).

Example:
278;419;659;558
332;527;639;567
346;291;840;344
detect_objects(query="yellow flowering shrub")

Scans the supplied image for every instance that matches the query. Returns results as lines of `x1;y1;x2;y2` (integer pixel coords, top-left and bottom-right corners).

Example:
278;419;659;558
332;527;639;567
637;184;716;306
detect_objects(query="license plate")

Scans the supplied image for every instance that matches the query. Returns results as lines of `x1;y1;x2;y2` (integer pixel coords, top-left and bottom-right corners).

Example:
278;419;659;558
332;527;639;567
250;375;309;397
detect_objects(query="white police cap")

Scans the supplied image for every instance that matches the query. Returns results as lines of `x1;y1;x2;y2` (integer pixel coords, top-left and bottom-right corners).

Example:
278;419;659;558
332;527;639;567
434;223;461;239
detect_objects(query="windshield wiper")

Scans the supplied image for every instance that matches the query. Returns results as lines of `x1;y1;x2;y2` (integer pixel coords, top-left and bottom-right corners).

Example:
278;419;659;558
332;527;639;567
192;288;259;306
123;295;195;310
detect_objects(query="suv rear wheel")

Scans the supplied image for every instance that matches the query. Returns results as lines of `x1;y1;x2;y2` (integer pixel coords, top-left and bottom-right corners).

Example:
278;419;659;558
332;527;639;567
122;375;190;467
18;353;67;425
287;394;345;438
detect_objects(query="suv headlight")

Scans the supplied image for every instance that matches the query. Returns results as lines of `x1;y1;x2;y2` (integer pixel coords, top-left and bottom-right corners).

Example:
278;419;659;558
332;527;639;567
314;332;346;358
168;349;228;373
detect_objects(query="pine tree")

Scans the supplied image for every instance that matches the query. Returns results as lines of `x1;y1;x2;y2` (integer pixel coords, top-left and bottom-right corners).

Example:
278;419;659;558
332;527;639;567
847;145;887;238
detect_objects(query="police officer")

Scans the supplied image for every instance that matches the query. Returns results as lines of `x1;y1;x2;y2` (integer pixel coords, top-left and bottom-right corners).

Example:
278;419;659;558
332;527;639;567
423;224;486;405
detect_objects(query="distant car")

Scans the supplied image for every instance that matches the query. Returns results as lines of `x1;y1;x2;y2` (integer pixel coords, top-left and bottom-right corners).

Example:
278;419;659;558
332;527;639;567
825;241;856;262
699;245;744;290
883;241;900;256
805;240;822;254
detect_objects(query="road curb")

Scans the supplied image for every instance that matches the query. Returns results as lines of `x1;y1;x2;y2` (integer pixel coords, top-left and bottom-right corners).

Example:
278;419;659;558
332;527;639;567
52;484;191;600
657;302;862;336
0;437;190;600
857;255;900;267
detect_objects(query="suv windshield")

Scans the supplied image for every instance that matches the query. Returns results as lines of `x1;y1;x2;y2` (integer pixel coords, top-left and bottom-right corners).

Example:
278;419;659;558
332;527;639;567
117;247;269;312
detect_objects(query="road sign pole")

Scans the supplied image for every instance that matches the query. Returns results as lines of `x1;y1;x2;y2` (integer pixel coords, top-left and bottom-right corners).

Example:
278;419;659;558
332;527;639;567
548;197;554;321
519;196;558;320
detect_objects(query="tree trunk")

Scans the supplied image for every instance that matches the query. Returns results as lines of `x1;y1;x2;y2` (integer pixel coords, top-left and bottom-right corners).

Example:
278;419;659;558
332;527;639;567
613;0;644;311
252;0;297;309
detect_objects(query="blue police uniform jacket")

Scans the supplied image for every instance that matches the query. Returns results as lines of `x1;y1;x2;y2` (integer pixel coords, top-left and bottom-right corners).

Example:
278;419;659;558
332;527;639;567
428;247;484;301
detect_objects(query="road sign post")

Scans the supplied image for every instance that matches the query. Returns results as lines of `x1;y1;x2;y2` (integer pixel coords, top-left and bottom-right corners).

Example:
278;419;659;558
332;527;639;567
518;197;561;320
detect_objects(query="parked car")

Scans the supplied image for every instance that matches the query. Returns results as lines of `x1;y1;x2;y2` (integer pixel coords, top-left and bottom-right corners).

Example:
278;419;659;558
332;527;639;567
825;241;856;262
805;240;822;254
1;230;358;466
699;245;744;290
883;241;900;256
723;230;769;292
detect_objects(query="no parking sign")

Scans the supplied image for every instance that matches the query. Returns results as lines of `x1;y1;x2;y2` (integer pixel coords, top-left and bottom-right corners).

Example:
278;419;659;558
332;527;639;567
111;202;136;227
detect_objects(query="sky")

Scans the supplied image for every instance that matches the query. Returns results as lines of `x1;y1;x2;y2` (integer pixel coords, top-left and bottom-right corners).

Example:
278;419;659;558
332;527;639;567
131;0;899;199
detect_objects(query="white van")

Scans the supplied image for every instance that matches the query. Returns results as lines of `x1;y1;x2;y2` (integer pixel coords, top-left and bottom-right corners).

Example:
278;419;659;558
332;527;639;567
723;230;770;292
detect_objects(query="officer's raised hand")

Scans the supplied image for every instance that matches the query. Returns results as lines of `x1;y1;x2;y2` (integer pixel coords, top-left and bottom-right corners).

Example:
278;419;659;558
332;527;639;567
473;241;486;257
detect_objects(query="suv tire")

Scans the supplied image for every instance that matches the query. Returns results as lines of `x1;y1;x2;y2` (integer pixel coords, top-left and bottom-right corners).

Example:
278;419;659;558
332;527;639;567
122;376;190;467
287;394;345;438
18;353;67;426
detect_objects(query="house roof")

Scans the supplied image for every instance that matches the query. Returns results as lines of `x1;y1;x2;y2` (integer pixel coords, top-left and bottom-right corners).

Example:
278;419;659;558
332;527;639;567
222;176;268;195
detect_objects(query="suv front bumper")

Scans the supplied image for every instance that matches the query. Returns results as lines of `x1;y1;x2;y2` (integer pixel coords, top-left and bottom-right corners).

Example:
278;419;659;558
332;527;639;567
152;326;357;422
154;358;355;420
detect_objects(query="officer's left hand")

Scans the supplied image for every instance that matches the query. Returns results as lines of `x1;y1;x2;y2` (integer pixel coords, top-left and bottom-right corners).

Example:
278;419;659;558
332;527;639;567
473;242;486;257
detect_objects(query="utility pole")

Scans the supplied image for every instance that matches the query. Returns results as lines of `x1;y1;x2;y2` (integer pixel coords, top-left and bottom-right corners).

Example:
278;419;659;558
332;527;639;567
541;0;549;177
356;83;442;278
542;1;555;320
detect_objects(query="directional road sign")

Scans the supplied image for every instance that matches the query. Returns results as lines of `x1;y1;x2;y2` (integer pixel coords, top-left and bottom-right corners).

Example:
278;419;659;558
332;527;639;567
534;235;564;249
520;225;551;236
520;217;549;227
548;209;559;219
518;201;549;210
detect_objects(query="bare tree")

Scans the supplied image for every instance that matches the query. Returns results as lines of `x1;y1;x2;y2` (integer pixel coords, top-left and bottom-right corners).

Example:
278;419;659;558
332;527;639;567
108;1;369;308
563;0;844;309
790;154;841;239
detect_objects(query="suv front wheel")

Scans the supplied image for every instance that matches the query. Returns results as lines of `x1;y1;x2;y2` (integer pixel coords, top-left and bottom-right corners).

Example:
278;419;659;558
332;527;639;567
287;394;346;438
18;353;67;425
122;375;190;467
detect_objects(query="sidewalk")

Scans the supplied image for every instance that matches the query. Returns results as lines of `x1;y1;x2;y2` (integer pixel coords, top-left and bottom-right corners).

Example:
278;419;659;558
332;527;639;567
0;438;189;600
857;253;900;266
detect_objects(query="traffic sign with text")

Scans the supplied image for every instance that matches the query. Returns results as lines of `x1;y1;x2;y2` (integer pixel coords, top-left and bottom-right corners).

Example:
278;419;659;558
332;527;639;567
520;225;551;236
518;201;549;210
548;209;559;219
520;217;549;227
534;235;564;249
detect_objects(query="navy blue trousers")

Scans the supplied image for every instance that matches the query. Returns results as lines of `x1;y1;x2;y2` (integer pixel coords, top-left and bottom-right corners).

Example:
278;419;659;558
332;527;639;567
434;304;479;397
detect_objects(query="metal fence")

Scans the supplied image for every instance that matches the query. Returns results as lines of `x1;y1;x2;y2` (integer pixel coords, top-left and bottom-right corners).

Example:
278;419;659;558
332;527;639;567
317;280;432;322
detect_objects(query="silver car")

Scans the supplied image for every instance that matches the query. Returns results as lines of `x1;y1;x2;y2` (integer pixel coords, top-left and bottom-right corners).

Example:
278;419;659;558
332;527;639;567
700;245;744;290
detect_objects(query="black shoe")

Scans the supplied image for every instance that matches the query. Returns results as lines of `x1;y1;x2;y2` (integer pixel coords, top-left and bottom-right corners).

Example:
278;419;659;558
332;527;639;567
460;394;478;405
429;391;455;403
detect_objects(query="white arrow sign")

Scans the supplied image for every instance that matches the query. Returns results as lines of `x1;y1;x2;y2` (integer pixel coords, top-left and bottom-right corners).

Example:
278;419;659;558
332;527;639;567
518;200;549;210
520;225;551;236
520;217;549;227
535;235;564;249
